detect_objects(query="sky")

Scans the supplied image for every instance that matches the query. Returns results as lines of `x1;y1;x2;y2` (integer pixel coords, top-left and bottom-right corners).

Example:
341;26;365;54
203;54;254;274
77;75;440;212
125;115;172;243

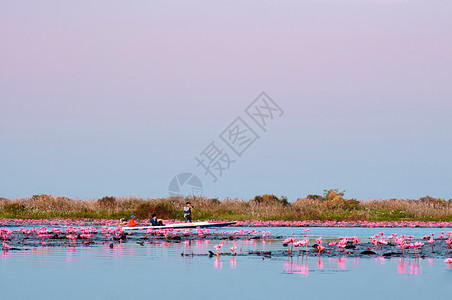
1;0;451;201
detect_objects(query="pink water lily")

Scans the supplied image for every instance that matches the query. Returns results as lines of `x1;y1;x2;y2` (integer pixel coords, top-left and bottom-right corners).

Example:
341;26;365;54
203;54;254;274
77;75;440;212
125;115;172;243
428;238;435;251
446;238;452;253
213;243;224;256
444;258;452;269
397;241;406;257
283;237;296;254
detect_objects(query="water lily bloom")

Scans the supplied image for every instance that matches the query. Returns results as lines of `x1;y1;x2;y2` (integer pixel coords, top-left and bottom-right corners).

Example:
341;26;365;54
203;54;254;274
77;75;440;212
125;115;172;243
446;238;452;253
283;237;296;244
337;243;346;252
444;258;452;269
428;239;435;251
293;241;304;256
371;238;379;248
283;237;296;254
398;241;406;257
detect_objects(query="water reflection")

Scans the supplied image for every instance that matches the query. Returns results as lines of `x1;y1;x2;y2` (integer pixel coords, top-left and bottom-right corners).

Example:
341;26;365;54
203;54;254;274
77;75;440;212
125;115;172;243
2;237;447;279
214;257;222;269
408;260;421;275
66;247;76;262
284;257;309;276
316;258;324;269
396;258;423;275
230;257;237;269
327;257;347;270
337;257;346;269
397;259;406;274
281;255;435;277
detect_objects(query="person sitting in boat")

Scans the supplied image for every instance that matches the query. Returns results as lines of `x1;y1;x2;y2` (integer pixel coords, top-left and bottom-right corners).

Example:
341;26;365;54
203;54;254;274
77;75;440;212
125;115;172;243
184;202;193;223
150;214;164;226
119;218;128;226
128;215;139;227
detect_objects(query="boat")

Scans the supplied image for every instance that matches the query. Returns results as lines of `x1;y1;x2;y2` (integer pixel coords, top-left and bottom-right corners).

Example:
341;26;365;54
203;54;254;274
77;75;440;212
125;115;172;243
122;221;237;230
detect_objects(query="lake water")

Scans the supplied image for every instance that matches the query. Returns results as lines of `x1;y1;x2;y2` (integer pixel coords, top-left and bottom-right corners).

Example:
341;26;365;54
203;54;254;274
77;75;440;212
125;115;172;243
1;227;451;300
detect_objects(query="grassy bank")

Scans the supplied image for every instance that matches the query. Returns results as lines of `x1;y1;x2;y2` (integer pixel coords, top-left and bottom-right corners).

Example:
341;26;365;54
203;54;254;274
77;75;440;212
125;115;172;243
1;192;452;222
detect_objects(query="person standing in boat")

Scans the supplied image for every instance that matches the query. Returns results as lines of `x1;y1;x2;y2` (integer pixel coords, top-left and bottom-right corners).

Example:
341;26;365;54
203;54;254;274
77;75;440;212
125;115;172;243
184;202;193;223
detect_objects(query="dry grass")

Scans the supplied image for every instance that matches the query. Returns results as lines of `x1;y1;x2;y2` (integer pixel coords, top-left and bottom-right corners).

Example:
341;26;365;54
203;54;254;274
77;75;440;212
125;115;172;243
0;195;451;221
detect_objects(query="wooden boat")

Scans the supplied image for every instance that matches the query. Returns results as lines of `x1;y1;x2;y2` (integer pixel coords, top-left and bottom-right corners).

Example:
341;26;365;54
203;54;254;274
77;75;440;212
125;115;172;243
122;221;237;230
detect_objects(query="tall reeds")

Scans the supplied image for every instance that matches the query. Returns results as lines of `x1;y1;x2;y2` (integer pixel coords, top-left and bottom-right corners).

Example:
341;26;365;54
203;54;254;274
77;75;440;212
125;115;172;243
0;194;451;221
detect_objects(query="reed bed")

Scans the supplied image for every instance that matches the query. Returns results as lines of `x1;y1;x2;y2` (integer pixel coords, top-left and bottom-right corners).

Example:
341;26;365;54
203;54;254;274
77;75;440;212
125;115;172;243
0;195;451;222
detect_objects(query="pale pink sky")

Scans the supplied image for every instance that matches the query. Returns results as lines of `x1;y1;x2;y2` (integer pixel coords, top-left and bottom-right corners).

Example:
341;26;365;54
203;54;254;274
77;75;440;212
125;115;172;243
1;0;451;200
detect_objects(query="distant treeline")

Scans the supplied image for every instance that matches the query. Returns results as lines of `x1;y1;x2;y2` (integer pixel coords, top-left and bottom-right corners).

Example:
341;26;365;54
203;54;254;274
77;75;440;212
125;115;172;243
1;190;451;221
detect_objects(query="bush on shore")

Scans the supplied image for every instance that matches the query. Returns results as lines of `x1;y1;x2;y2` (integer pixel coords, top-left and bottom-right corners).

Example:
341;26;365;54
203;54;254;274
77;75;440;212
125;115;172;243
0;192;451;222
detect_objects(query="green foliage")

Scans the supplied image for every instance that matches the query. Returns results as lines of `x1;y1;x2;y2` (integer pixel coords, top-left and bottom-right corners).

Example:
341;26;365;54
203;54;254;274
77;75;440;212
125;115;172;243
4;202;25;214
323;189;346;200
345;199;360;209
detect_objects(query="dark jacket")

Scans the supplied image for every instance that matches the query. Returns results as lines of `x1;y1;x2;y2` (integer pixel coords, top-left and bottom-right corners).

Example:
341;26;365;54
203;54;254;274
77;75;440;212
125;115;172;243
150;217;163;226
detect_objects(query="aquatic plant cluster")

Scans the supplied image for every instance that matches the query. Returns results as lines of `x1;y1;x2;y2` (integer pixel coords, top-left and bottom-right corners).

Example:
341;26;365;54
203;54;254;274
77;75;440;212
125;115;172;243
1;193;452;221
278;231;452;269
1;218;452;267
2;218;452;229
234;220;452;228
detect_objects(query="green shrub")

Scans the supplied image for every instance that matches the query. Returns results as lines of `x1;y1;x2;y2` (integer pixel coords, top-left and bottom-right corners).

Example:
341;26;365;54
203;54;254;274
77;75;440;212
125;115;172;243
4;202;25;214
323;189;346;200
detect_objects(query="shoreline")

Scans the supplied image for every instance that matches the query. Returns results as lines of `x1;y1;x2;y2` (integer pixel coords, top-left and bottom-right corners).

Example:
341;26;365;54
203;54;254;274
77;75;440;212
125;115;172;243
2;218;452;228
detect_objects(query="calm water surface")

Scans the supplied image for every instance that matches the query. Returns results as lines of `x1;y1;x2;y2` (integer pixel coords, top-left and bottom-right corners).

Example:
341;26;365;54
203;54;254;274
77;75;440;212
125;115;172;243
1;227;451;300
